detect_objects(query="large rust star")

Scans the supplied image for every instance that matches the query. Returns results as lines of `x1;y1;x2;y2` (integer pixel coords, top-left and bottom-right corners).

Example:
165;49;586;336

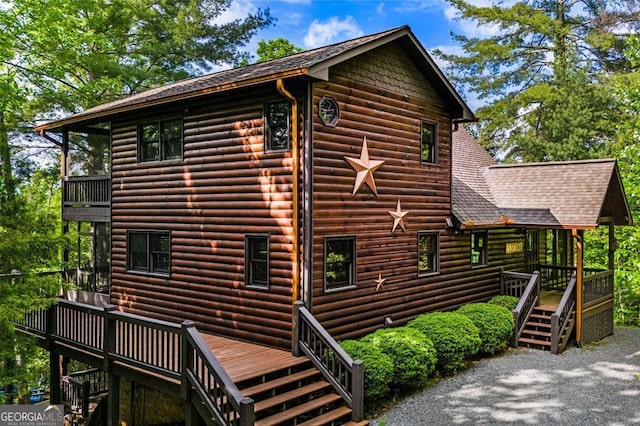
389;199;409;232
344;137;385;196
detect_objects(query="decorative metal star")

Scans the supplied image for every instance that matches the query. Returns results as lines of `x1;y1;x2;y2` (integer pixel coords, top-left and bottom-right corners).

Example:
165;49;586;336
344;137;385;196
389;199;409;232
375;273;386;292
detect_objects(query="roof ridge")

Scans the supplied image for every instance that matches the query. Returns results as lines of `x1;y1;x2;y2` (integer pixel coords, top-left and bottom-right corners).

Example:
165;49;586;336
489;158;616;169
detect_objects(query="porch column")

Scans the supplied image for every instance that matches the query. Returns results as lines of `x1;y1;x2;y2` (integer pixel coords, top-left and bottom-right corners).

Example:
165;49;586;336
572;229;583;343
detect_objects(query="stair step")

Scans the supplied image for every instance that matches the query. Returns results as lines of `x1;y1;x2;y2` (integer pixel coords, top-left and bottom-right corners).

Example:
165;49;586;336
522;329;551;338
529;313;551;321
519;337;551;347
525;321;551;329
254;380;331;413
343;421;370;426
297;405;352;426
242;367;320;398
255;393;343;426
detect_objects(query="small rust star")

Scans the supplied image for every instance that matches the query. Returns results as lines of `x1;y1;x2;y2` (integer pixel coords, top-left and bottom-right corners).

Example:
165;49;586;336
389;199;409;232
375;273;386;292
344;137;385;196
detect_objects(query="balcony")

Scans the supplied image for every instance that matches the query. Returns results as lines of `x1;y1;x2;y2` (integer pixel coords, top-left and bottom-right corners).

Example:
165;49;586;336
63;176;111;222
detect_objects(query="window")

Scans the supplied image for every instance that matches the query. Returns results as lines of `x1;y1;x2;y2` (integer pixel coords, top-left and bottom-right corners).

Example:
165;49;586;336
471;231;488;267
246;235;269;289
265;100;290;152
324;237;356;291
139;117;182;162
525;229;540;272
418;232;439;275
420;120;437;163
128;231;170;275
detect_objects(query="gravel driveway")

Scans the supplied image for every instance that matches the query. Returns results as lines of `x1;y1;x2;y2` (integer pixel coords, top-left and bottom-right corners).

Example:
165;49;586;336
373;327;640;425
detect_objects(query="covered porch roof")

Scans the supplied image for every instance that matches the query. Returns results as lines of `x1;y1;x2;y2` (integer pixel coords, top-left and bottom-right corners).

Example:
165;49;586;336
452;128;633;230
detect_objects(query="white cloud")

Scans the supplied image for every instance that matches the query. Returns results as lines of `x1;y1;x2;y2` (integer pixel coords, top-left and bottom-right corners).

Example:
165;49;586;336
376;3;386;16
393;1;440;13
211;0;258;25
443;0;519;39
303;16;364;49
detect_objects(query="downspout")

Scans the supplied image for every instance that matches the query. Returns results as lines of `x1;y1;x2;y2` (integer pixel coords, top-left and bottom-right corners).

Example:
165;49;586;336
572;228;583;343
276;79;300;308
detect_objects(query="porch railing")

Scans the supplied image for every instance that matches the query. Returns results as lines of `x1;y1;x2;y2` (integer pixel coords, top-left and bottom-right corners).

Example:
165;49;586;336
15;300;253;426
550;274;577;354
501;269;537;299
62;368;107;416
63;175;110;207
292;301;364;422
583;269;614;306
510;271;540;347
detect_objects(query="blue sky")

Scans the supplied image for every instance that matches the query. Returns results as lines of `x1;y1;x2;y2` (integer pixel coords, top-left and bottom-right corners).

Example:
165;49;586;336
217;0;497;109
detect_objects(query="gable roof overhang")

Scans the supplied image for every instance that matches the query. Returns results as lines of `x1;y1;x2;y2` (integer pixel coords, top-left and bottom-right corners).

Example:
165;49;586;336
36;26;475;134
452;159;633;231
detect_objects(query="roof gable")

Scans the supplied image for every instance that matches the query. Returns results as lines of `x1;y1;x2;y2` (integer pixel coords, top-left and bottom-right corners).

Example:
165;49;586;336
37;26;474;132
452;129;633;229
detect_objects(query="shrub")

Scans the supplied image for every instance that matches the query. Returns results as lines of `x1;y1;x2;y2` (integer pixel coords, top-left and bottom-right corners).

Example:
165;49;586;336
488;295;519;311
361;327;437;389
458;303;514;355
340;340;394;401
407;312;481;372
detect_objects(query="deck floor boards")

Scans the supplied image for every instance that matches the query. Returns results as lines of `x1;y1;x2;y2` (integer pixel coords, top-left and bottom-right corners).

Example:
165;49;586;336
200;334;303;383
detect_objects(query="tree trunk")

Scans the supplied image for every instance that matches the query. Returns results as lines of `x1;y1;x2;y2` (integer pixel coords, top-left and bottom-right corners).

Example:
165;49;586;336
0;110;16;214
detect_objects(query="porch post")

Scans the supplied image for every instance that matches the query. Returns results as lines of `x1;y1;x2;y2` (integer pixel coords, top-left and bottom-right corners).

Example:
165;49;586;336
608;221;615;271
573;229;583;343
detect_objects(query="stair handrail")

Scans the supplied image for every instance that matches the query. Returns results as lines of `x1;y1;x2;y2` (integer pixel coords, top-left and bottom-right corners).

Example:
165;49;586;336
181;321;254;426
511;271;540;347
292;301;364;422
550;273;577;354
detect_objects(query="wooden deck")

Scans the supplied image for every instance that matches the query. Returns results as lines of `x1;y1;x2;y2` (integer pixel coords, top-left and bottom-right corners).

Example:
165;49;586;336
539;290;564;311
201;334;301;383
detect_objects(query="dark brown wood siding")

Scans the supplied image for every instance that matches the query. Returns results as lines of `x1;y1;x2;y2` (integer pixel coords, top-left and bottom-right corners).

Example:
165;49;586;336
310;45;528;341
110;85;302;348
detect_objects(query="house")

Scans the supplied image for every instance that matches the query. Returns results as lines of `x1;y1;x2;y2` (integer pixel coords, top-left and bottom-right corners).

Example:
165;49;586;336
20;26;631;425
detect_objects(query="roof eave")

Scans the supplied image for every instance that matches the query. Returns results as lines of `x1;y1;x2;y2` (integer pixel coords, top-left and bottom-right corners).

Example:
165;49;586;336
35;68;311;133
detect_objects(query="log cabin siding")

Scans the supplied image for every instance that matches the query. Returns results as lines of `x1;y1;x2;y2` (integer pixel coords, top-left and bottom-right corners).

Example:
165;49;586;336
110;86;301;348
310;47;527;341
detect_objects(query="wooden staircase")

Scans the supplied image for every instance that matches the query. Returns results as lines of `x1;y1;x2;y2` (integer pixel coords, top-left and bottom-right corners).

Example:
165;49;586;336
518;306;575;352
235;356;368;426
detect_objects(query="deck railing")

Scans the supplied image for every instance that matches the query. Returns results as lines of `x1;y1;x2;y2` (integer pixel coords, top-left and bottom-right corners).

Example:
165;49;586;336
583;269;614;306
550;274;577;354
63;175;110;207
15;300;252;426
292;301;364;422
538;265;575;290
501;269;537;299
62;368;107;416
510;271;540;347
182;322;254;426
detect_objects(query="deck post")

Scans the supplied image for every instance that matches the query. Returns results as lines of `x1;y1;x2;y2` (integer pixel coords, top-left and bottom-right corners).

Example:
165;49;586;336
49;351;62;404
573;229;583;343
181;320;195;399
103;305;116;373
107;374;120;426
292;301;303;356
238;397;255;426
351;360;364;421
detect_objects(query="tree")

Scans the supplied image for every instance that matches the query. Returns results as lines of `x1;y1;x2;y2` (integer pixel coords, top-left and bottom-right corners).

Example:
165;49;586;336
439;0;640;161
256;38;304;62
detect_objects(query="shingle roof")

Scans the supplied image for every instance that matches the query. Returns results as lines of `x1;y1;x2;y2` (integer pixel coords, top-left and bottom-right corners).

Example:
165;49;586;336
37;26;474;132
452;128;632;229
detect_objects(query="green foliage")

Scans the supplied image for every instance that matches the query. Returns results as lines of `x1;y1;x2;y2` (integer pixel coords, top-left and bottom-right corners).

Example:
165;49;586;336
439;0;640;162
407;312;481;372
457;303;514;355
488;295;519;312
340;340;394;401
361;327;437;389
256;38;304;63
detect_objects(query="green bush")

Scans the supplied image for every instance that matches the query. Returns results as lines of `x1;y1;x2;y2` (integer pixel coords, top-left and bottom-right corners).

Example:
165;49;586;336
361;327;437;389
458;303;514;355
407;312;481;372
340;340;394;401
488;295;519;311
